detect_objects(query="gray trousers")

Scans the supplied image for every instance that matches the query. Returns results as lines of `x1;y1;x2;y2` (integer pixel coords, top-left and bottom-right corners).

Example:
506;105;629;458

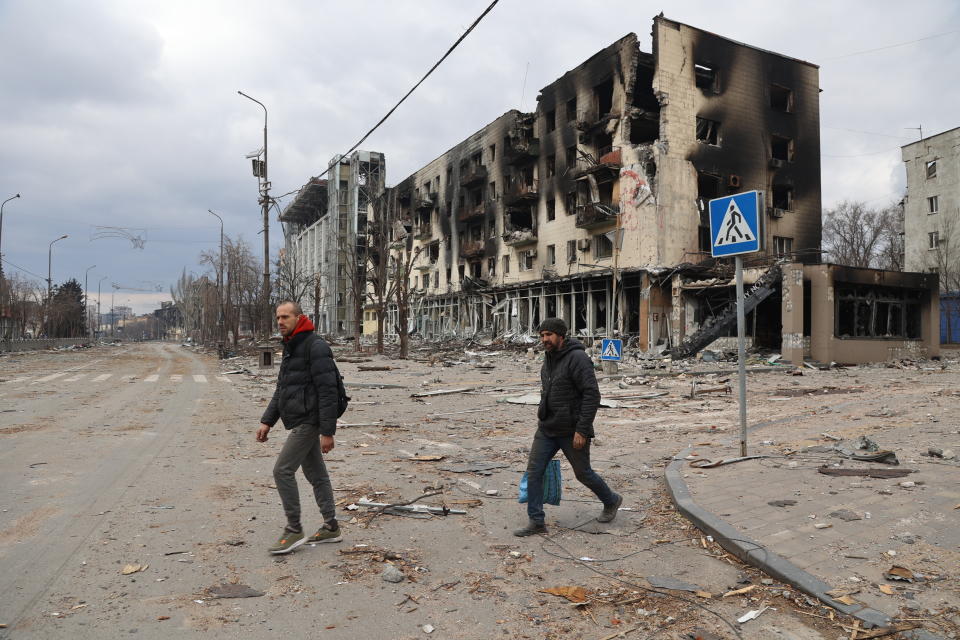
273;423;336;530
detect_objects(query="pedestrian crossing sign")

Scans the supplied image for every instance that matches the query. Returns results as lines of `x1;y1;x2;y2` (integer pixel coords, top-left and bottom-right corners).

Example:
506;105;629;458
709;191;762;257
600;338;622;361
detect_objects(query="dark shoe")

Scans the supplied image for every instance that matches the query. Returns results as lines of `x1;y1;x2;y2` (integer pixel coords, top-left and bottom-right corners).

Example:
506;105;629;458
513;521;547;537
597;494;623;523
308;521;342;544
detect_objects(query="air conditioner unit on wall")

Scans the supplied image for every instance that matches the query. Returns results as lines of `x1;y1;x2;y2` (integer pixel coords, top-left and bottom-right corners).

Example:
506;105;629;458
769;207;785;218
577;239;591;251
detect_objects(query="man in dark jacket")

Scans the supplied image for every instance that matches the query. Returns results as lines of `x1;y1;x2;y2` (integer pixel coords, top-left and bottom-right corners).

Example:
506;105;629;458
256;301;343;554
515;317;622;536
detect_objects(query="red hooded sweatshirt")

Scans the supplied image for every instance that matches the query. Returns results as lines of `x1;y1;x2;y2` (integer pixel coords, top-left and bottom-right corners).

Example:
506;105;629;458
284;314;315;342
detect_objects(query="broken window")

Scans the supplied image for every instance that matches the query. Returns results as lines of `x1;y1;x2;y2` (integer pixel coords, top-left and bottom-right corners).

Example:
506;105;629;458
696;117;720;146
565;191;577;216
507;206;534;231
772;184;793;210
566;96;577;122
770;84;794;112
471;262;482;278
446;267;451;284
698;226;711;253
696;172;721;216
546;108;556;133
428;242;439;264
928;195;939;214
489;144;496;162
519;250;535;270
458;264;465;281
503;255;510;274
929;231;939;249
546;154;556;178
773;236;794;257
566;145;577;169
836;285;922;339
546;244;556;265
694;62;719;93
471;188;483;207
471;151;481;167
771;135;794;162
925;160;937;179
423;272;430;289
547;199;556;222
488;219;496;238
489;181;497;200
487;257;495;276
594;233;613;259
594;78;614;117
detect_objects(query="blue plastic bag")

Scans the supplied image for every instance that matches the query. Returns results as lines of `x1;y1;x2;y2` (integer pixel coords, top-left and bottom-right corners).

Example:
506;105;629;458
518;459;562;505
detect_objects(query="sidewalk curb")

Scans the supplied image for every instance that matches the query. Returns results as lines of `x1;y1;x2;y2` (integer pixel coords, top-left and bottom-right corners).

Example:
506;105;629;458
664;447;892;630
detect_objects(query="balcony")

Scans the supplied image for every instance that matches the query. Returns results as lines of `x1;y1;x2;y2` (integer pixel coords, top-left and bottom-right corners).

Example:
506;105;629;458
415;193;435;210
571;147;622;180
457;202;488;223
459;240;486;259
414;224;433;240
503;228;538;247
575;107;618;133
575;202;619;229
459;164;487;187
504;179;539;206
503;138;540;165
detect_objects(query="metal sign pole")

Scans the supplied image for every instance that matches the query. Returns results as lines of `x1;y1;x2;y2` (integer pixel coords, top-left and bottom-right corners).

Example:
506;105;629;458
735;255;748;456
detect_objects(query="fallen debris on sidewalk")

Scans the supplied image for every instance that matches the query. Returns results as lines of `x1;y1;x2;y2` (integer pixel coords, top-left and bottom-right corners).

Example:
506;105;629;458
817;467;914;479
206;584;264;599
689;455;766;468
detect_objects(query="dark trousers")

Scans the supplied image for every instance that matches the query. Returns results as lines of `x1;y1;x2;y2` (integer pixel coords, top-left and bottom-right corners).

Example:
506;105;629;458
525;428;616;524
273;423;336;530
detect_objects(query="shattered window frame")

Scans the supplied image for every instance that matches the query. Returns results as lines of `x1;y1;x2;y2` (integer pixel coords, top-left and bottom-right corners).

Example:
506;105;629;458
593;233;613;259
566;97;577;122
694;62;719;93
695;117;721;146
519;249;535;271
566;239;577;263
771;135;795;162
502;255;510;274
769;84;794;112
545;108;556;133
835;285;923;340
925;160;937;179
773;236;794;257
546;198;556;222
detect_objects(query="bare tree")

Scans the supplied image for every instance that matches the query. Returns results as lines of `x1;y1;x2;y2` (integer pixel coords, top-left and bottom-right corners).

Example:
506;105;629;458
876;201;906;272
273;249;312;309
367;192;398;354
391;222;423;359
4;273;43;338
822;200;893;267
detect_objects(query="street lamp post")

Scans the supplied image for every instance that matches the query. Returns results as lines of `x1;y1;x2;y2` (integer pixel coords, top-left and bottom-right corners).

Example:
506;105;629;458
84;265;96;340
97;276;107;339
45;234;68;336
238;90;271;336
208;209;226;356
0;193;21;277
110;290;115;337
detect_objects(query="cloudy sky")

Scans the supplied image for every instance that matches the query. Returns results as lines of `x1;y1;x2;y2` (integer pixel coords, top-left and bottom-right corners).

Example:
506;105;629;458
1;0;957;313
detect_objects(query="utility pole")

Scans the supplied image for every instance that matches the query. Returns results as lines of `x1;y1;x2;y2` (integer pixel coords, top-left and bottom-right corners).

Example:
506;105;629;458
97;276;107;339
84;265;96;340
238;91;271;336
0;193;21;281
208;209;226;355
45;234;68;336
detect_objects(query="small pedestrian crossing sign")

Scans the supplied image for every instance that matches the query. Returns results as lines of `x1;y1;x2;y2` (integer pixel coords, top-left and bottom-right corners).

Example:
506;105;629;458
710;191;762;257
600;338;622;361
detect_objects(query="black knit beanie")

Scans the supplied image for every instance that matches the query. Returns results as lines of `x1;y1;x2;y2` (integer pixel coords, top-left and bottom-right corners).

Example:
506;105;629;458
537;317;568;337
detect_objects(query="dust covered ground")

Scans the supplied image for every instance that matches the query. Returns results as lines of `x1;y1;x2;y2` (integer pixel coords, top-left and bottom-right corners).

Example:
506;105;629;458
1;340;957;639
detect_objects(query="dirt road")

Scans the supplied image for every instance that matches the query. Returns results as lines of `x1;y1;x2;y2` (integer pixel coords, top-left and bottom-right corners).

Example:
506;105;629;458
2;342;930;639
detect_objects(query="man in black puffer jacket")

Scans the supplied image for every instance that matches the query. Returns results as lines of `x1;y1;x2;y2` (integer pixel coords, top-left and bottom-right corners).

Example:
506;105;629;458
514;317;622;537
256;301;343;554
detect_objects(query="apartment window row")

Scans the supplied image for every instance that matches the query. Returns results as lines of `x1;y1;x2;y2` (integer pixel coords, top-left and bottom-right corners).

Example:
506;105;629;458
543;97;579;133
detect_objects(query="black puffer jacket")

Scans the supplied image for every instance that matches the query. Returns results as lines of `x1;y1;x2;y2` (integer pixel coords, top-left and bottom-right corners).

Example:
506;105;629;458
260;331;339;436
537;337;600;438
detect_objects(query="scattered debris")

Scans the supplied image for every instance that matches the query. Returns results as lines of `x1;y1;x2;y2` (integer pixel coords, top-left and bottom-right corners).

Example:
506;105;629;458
381;565;406;583
878;584;895;595
540;585;587;603
689;455;766;468
883;565;915;582
829;509;862;522
767;500;797;507
437;462;509;474
722;585;756;598
647;576;702;592
410;387;474;398
422;623;435;634
207;584;264;599
357;498;466;515
817;467;914;479
736;606;770;623
121;563;148;575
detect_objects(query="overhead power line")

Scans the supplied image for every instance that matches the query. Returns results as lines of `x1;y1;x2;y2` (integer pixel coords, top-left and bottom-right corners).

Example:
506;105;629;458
1;257;47;281
326;0;499;176
822;28;959;61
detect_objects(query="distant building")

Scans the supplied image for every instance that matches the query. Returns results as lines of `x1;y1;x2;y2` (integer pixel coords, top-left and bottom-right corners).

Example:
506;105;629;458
902;126;960;276
281;151;385;335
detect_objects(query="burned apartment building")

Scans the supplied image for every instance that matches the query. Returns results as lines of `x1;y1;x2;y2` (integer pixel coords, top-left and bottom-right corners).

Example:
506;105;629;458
281;150;385;335
370;15;938;362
